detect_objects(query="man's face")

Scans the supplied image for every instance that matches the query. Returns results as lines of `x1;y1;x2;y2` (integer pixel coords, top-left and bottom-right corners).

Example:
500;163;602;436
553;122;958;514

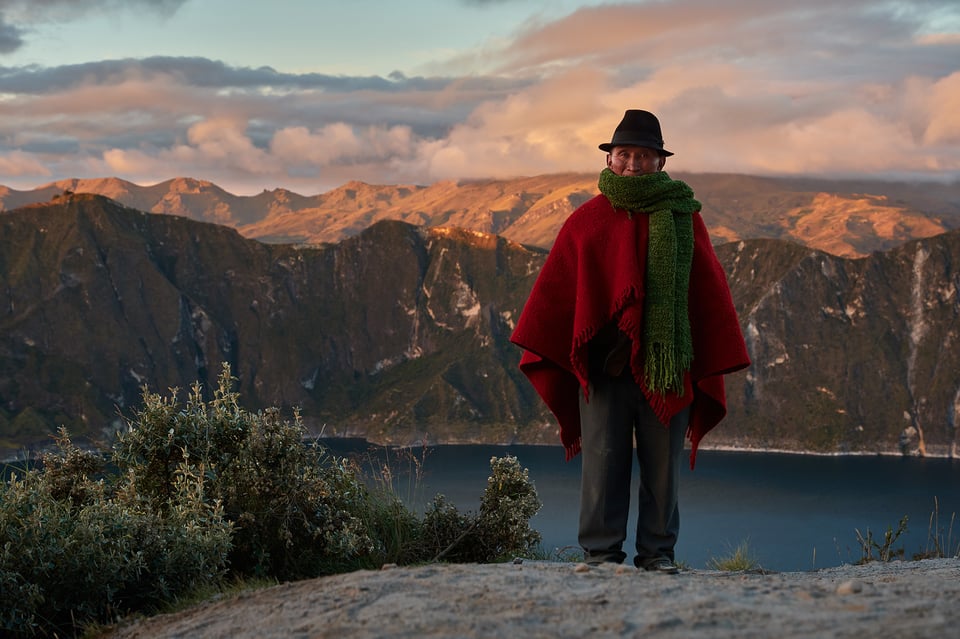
606;145;665;176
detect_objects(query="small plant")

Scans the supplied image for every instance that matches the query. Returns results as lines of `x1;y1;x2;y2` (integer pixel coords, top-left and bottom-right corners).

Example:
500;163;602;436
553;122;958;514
915;497;959;560
854;515;908;563
351;445;432;567
707;540;762;571
423;455;542;563
476;455;543;560
532;544;582;562
360;443;431;507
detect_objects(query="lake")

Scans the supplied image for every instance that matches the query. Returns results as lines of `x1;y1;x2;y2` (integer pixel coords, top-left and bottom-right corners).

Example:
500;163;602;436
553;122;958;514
322;440;960;572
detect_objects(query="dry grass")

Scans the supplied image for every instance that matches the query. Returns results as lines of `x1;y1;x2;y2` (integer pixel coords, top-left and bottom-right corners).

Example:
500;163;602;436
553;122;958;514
707;540;762;572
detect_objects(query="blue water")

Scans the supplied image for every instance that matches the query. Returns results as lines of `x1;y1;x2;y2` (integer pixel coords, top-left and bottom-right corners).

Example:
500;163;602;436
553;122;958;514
322;440;960;572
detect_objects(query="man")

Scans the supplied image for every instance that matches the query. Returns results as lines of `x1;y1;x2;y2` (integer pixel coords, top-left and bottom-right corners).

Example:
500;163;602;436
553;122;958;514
510;109;750;573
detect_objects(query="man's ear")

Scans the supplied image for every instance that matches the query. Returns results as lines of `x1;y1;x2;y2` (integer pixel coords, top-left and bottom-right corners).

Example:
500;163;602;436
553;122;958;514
606;153;613;168
658;156;667;171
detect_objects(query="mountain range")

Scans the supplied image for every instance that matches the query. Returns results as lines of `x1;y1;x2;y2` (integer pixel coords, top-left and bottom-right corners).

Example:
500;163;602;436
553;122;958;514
3;173;959;258
1;174;959;460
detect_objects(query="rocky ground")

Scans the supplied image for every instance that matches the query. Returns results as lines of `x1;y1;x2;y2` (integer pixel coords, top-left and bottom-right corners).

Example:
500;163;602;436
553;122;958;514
103;557;959;638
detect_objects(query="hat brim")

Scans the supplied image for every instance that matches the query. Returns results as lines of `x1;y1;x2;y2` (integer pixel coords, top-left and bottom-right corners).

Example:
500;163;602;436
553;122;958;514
599;141;673;156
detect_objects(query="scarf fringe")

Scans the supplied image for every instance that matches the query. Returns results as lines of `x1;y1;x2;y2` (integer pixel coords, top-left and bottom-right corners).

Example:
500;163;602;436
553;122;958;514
644;343;691;396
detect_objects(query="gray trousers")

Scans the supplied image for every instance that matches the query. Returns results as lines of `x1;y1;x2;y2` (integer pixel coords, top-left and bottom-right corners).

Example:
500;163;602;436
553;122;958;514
578;373;689;566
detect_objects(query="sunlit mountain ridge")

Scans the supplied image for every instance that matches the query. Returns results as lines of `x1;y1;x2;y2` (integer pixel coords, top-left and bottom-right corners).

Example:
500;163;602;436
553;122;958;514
3;172;958;258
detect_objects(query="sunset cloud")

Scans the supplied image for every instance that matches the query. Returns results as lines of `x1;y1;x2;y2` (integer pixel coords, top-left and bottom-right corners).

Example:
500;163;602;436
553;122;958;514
0;149;49;176
0;0;957;194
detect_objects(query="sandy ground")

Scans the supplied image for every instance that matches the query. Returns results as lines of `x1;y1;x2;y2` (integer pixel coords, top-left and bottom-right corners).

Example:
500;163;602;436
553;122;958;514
104;558;959;639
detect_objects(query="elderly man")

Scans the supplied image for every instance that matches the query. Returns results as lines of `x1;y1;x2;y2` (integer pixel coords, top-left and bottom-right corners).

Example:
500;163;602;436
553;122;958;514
511;109;750;573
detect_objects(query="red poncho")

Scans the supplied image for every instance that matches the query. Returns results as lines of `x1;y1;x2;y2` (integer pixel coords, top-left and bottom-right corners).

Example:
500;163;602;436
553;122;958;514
510;194;750;468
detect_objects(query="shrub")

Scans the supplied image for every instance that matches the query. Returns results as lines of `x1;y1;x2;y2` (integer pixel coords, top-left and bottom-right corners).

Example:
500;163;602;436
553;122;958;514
422;493;477;562
476;455;543;560
0;430;232;636
423;455;542;563
112;365;376;579
1;364;545;636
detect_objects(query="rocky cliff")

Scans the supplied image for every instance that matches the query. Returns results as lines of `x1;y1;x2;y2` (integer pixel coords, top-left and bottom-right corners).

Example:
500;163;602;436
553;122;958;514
0;195;543;456
717;236;960;456
1;194;958;459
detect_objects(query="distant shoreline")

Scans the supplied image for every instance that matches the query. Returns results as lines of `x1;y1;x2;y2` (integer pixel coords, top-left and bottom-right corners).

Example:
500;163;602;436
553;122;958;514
312;436;959;461
4;435;956;466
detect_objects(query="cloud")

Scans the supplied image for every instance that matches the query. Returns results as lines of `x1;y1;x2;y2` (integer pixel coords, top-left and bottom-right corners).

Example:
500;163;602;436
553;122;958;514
270;123;415;166
917;72;960;146
0;0;958;193
0;149;49;176
0;17;22;53
491;0;957;81
0;0;186;53
419;0;960;182
0;56;529;96
0;0;186;22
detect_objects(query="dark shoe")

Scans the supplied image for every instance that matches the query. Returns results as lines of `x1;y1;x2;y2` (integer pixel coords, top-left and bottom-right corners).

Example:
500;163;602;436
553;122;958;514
642;557;679;574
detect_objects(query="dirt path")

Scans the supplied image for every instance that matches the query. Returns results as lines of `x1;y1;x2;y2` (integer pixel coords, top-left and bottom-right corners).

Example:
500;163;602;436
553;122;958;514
105;558;959;638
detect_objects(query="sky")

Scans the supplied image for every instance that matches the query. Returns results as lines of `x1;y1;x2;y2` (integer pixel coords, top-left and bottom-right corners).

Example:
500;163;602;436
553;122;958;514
0;0;958;195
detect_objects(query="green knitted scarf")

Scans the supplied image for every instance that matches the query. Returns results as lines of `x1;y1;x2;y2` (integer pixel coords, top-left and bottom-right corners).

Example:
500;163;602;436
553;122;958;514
598;168;699;395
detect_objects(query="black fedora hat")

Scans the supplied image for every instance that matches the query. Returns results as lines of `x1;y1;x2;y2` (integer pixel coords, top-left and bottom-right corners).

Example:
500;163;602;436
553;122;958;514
598;109;673;156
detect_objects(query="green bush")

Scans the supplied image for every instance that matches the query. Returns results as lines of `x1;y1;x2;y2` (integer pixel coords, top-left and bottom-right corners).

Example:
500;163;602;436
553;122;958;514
476;455;543;559
422;493;477;561
422;455;542;563
0;430;232;636
1;363;544;636
113;368;375;579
